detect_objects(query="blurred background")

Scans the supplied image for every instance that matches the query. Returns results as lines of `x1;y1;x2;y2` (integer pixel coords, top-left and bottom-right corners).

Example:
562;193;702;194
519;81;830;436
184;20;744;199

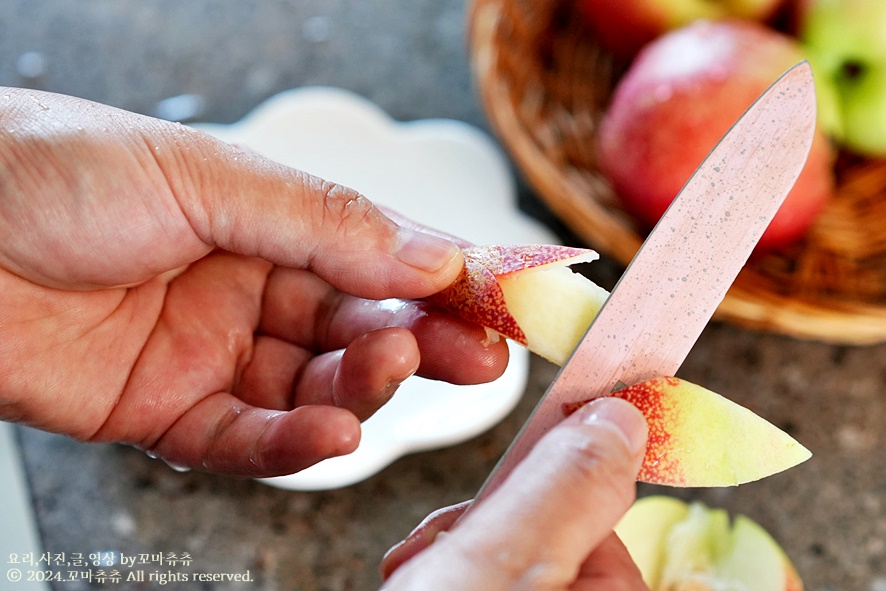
2;1;885;590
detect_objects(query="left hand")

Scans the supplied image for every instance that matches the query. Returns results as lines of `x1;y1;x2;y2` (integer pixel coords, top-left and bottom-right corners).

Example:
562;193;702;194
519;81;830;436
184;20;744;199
0;88;508;477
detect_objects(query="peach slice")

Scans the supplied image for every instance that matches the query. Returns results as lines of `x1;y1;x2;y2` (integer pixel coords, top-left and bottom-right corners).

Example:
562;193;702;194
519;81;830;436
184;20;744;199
429;244;810;488
565;377;812;487
616;496;804;591
427;244;609;365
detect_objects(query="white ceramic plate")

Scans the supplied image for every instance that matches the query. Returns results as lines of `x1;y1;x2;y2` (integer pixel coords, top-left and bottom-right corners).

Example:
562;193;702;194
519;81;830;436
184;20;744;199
196;87;557;490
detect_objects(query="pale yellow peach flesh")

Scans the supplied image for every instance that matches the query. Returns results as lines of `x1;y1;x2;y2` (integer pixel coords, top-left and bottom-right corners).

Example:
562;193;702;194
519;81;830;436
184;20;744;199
567;377;811;487
616;496;804;591
497;263;609;365
427;244;607;365
613;495;689;585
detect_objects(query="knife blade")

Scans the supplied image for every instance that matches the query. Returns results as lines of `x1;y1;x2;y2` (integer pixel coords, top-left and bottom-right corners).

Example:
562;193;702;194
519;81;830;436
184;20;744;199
474;61;817;501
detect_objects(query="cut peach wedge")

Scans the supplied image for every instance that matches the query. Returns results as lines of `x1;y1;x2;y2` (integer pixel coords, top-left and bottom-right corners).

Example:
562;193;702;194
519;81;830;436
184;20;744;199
615;496;805;591
565;377;812;487
427;244;609;365
429;244;811;488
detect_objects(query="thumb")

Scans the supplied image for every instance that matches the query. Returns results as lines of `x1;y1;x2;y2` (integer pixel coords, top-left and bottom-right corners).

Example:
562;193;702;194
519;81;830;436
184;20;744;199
385;397;648;590
165;131;464;299
470;397;648;572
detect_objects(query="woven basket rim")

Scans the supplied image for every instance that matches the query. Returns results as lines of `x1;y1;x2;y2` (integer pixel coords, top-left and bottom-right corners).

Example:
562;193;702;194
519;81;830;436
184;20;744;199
467;0;886;345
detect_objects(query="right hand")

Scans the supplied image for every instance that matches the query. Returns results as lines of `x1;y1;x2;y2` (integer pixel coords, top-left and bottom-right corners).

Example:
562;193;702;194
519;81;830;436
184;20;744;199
381;397;650;590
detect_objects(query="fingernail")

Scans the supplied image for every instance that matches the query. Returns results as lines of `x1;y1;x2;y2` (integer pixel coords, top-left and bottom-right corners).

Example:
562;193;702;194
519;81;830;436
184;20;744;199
578;398;648;456
394;227;461;273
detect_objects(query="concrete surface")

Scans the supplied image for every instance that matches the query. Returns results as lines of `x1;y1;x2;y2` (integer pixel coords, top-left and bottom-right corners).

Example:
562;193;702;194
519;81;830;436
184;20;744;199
1;1;884;590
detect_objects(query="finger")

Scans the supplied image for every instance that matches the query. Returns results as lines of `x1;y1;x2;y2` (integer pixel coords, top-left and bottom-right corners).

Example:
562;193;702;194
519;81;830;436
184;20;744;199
233;329;420;418
381;510;645;589
385;397;648;590
454;398;648;583
325;296;507;385
293;328;420;421
154;128;464;299
573;533;647;591
147;393;361;477
380;501;472;581
232;336;313;411
93;251;271;443
0;91;462;294
260;267;508;384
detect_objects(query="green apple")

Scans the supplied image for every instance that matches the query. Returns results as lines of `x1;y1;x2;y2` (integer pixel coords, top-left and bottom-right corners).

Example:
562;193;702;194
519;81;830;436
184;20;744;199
576;0;783;57
800;0;886;156
616;496;805;590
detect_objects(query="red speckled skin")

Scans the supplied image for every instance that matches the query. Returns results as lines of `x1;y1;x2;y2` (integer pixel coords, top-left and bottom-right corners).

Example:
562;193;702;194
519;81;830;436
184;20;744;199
613;377;683;485
564;377;684;485
427;244;594;346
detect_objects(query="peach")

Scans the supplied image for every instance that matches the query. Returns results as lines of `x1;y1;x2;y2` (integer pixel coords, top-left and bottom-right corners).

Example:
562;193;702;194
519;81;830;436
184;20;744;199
597;20;835;253
430;245;811;488
566;377;811;487
427;244;609;365
616;495;805;590
576;0;782;58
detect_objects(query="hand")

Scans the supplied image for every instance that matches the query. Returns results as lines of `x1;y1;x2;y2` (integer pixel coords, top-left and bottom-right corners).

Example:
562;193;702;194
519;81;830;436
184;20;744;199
380;397;650;590
0;88;508;477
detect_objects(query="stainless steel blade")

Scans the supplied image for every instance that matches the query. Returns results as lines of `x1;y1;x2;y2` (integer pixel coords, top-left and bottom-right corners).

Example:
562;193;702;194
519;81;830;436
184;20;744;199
474;61;817;500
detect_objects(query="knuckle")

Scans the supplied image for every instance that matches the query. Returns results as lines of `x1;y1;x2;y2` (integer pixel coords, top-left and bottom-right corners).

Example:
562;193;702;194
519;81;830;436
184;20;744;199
318;180;377;232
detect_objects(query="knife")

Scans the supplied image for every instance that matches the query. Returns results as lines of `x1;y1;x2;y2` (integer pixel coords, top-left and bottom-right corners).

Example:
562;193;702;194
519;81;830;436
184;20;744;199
473;61;817;502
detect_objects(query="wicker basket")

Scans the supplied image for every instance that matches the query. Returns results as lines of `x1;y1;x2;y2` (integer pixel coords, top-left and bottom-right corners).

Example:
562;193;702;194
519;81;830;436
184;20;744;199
468;0;886;344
